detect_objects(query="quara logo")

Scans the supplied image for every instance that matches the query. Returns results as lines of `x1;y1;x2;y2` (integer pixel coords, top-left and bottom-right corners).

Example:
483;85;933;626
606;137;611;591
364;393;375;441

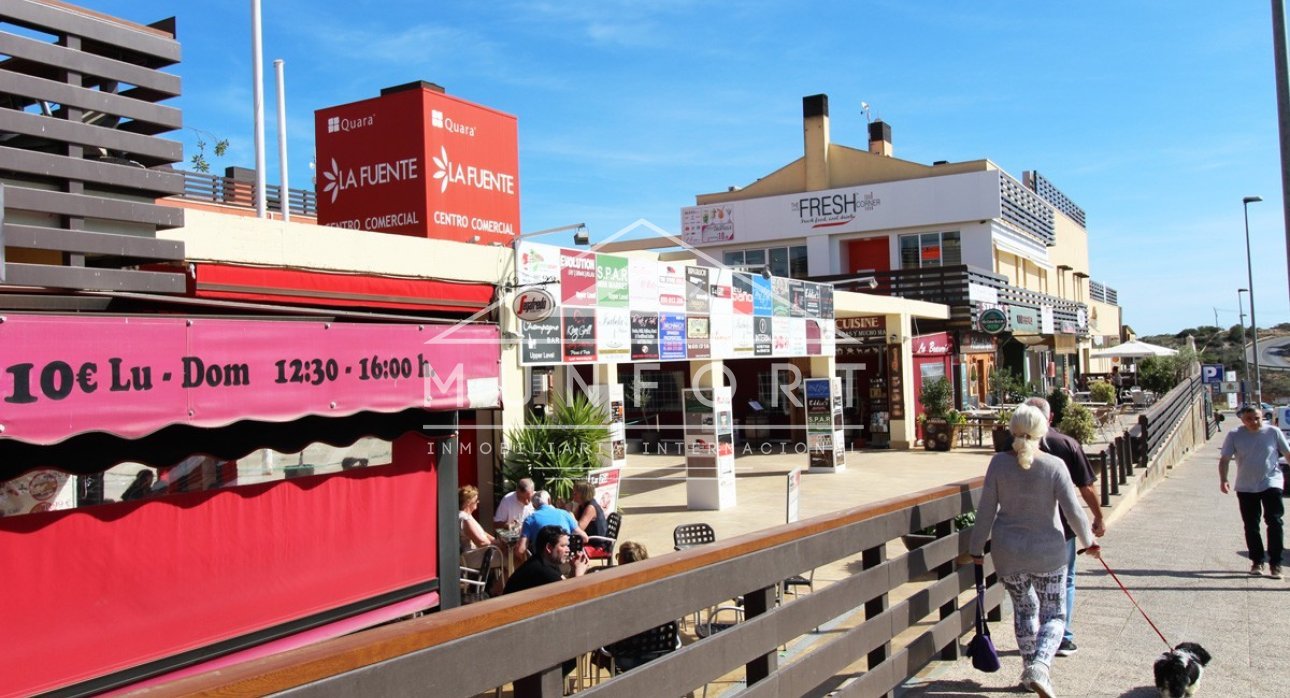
431;146;516;195
327;116;340;134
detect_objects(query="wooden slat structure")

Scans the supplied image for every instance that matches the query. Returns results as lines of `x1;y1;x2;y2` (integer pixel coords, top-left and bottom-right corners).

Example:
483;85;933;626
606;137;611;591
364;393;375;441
1;0;185;291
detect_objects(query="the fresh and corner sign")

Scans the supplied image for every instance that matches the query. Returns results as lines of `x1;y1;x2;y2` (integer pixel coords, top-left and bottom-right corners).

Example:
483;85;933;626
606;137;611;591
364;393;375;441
315;83;520;245
979;307;1008;335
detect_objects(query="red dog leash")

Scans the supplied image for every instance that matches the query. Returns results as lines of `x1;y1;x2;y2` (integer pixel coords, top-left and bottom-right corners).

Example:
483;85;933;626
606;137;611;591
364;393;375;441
1094;554;1173;650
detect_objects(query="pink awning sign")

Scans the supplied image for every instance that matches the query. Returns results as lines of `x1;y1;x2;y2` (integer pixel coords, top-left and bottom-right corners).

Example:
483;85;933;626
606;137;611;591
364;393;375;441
0;315;500;444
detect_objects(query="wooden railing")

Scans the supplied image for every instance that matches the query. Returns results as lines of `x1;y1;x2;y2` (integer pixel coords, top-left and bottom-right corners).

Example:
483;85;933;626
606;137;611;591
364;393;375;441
129;479;994;698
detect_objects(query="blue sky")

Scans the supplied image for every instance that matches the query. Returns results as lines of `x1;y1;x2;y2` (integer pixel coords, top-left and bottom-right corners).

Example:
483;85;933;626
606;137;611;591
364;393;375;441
92;1;1289;336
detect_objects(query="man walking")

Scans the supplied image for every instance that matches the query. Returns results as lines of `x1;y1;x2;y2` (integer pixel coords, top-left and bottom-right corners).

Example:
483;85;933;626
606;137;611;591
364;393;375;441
999;397;1106;657
1219;404;1289;579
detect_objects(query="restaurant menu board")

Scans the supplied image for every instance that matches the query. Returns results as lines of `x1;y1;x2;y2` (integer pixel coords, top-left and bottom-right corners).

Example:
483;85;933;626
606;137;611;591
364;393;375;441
516;242;836;366
805;378;846;472
590;383;626;512
683;386;736;510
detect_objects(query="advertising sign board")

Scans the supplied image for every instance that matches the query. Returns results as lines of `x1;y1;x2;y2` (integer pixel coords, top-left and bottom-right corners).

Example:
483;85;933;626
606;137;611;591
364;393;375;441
315;84;520;245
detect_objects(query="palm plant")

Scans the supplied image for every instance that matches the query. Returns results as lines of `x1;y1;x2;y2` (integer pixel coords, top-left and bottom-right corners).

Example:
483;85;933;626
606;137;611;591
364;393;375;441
502;392;611;503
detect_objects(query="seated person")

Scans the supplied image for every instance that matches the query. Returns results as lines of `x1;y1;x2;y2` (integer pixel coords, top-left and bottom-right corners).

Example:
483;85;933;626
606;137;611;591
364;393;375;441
600;542;680;672
458;485;499;553
504;525;588;677
515;490;587;560
493;477;536;534
571;480;608;553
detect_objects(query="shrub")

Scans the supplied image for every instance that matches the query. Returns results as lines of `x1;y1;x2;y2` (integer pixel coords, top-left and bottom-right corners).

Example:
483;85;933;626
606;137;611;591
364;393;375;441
989;366;1025;404
1059;402;1096;444
1089;379;1116;404
1047;387;1070;425
919;377;953;420
502;392;611;502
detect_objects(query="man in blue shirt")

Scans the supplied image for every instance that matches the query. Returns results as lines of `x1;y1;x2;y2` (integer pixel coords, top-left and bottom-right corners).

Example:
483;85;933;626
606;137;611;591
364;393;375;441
515;490;587;561
1219;404;1290;579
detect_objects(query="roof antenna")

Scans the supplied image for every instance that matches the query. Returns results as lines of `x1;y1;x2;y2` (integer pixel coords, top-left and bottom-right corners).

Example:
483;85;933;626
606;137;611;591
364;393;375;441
860;101;873;123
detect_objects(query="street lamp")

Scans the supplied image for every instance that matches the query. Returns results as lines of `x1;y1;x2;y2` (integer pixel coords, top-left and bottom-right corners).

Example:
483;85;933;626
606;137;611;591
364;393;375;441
1238;287;1250;403
1243;195;1263;406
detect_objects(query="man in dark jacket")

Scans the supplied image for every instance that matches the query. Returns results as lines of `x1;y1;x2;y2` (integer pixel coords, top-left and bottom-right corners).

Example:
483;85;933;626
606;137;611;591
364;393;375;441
503;524;588;679
997;397;1105;657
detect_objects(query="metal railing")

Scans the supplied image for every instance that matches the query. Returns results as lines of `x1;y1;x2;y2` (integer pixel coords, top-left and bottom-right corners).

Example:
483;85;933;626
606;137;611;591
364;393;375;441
132;479;993;697
175;169;317;216
1087;373;1209;507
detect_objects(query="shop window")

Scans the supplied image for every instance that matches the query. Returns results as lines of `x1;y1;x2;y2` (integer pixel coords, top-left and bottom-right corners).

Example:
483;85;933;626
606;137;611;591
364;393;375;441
719;247;805;278
744;249;766;267
723;250;745;266
0;439;394;518
789;245;809;278
625;369;683;412
899;231;961;269
769;247;789;277
757;368;798;411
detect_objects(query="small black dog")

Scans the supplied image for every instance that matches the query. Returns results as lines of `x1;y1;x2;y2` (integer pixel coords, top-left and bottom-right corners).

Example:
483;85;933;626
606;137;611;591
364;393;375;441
1154;642;1211;697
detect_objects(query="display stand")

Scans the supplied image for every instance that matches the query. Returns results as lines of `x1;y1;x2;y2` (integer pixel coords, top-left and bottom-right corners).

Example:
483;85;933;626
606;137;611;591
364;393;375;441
589;384;626;512
684;386;736;510
806;377;846;473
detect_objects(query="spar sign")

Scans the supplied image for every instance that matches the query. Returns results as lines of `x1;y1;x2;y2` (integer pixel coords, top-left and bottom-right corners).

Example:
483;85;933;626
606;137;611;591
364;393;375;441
315;83;520;245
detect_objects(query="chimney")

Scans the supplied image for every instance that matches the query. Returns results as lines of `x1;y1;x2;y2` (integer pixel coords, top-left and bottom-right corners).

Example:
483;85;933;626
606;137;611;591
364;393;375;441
868;120;892;157
802;94;830;191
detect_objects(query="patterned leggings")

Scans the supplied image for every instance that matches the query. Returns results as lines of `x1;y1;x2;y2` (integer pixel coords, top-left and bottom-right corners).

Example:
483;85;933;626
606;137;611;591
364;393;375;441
1001;565;1068;667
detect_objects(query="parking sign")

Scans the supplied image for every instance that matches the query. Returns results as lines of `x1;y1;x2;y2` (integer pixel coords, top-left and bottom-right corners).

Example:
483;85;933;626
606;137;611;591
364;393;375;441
1201;364;1224;384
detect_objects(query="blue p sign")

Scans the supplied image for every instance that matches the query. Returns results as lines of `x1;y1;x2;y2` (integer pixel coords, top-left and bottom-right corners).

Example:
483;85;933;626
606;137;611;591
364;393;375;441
1201;364;1223;384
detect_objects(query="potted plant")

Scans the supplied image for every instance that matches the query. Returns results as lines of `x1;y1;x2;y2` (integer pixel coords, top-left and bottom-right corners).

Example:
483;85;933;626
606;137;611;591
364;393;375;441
990;407;1014;452
502;392;611;504
1089;379;1116;406
919;377;954;451
1059;402;1096;444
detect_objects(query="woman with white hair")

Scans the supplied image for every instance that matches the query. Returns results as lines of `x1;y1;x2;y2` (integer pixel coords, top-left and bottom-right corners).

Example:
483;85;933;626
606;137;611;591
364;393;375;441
969;404;1100;698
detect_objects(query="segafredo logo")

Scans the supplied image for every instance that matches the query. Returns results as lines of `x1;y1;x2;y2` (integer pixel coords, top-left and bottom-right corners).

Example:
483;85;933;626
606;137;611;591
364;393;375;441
430;146;515;195
320;156;420;204
512;288;555;322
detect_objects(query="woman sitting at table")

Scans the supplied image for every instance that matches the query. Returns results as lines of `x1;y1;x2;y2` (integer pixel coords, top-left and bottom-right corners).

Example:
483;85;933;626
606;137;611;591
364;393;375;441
459;485;499;553
571;480;608;554
597;542;680;673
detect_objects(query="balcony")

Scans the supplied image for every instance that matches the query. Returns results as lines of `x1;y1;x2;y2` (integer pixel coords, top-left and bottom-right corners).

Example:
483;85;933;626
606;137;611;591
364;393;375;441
174;168;318;218
815;264;1088;334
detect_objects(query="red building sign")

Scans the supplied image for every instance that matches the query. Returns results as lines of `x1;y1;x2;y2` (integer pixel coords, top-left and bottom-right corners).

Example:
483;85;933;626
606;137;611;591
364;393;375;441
315;82;520;245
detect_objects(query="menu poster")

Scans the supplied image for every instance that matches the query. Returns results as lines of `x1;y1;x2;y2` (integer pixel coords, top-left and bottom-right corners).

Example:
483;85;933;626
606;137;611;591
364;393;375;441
521;316;561;364
709;267;733;317
789;317;807;356
630;311;659;360
685;266;710;314
818;319;836;357
805;377;846;472
751;276;773;316
806;319;821;356
659;313;687;360
772;317;791;356
517;242;561;288
820;285;834;319
686;315;711;359
562;308;597;361
788;280;806;318
733;315;754;355
772;277;790;317
596;254;629;307
560;250;596;306
889;349;905;420
658;263;686;309
803;284;821;317
597;307;630;358
710;313;734;358
628;258;660;312
754;316;773;356
732;272;754;315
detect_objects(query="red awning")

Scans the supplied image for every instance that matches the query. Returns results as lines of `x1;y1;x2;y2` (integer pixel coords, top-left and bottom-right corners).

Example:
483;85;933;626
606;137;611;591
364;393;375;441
190;263;495;314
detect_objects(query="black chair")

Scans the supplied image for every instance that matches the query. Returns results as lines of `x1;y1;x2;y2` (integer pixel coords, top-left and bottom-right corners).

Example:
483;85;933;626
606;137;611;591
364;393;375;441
591;620;680;681
673;522;716;551
586;511;622;566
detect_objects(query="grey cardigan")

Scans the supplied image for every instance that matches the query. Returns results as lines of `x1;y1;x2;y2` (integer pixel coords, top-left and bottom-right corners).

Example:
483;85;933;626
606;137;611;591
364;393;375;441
969;450;1096;576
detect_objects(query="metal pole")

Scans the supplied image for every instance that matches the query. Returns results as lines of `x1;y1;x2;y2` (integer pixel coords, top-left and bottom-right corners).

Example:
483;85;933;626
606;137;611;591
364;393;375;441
1244;196;1264;405
1238;288;1250;403
274;59;290;222
1272;0;1290;307
251;0;267;218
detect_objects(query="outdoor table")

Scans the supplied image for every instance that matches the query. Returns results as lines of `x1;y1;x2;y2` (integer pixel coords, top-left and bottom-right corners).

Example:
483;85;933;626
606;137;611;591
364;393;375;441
497;529;522;576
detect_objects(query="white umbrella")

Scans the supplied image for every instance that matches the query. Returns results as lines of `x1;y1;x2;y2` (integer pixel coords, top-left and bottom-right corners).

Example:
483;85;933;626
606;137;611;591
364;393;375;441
1089;339;1178;359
